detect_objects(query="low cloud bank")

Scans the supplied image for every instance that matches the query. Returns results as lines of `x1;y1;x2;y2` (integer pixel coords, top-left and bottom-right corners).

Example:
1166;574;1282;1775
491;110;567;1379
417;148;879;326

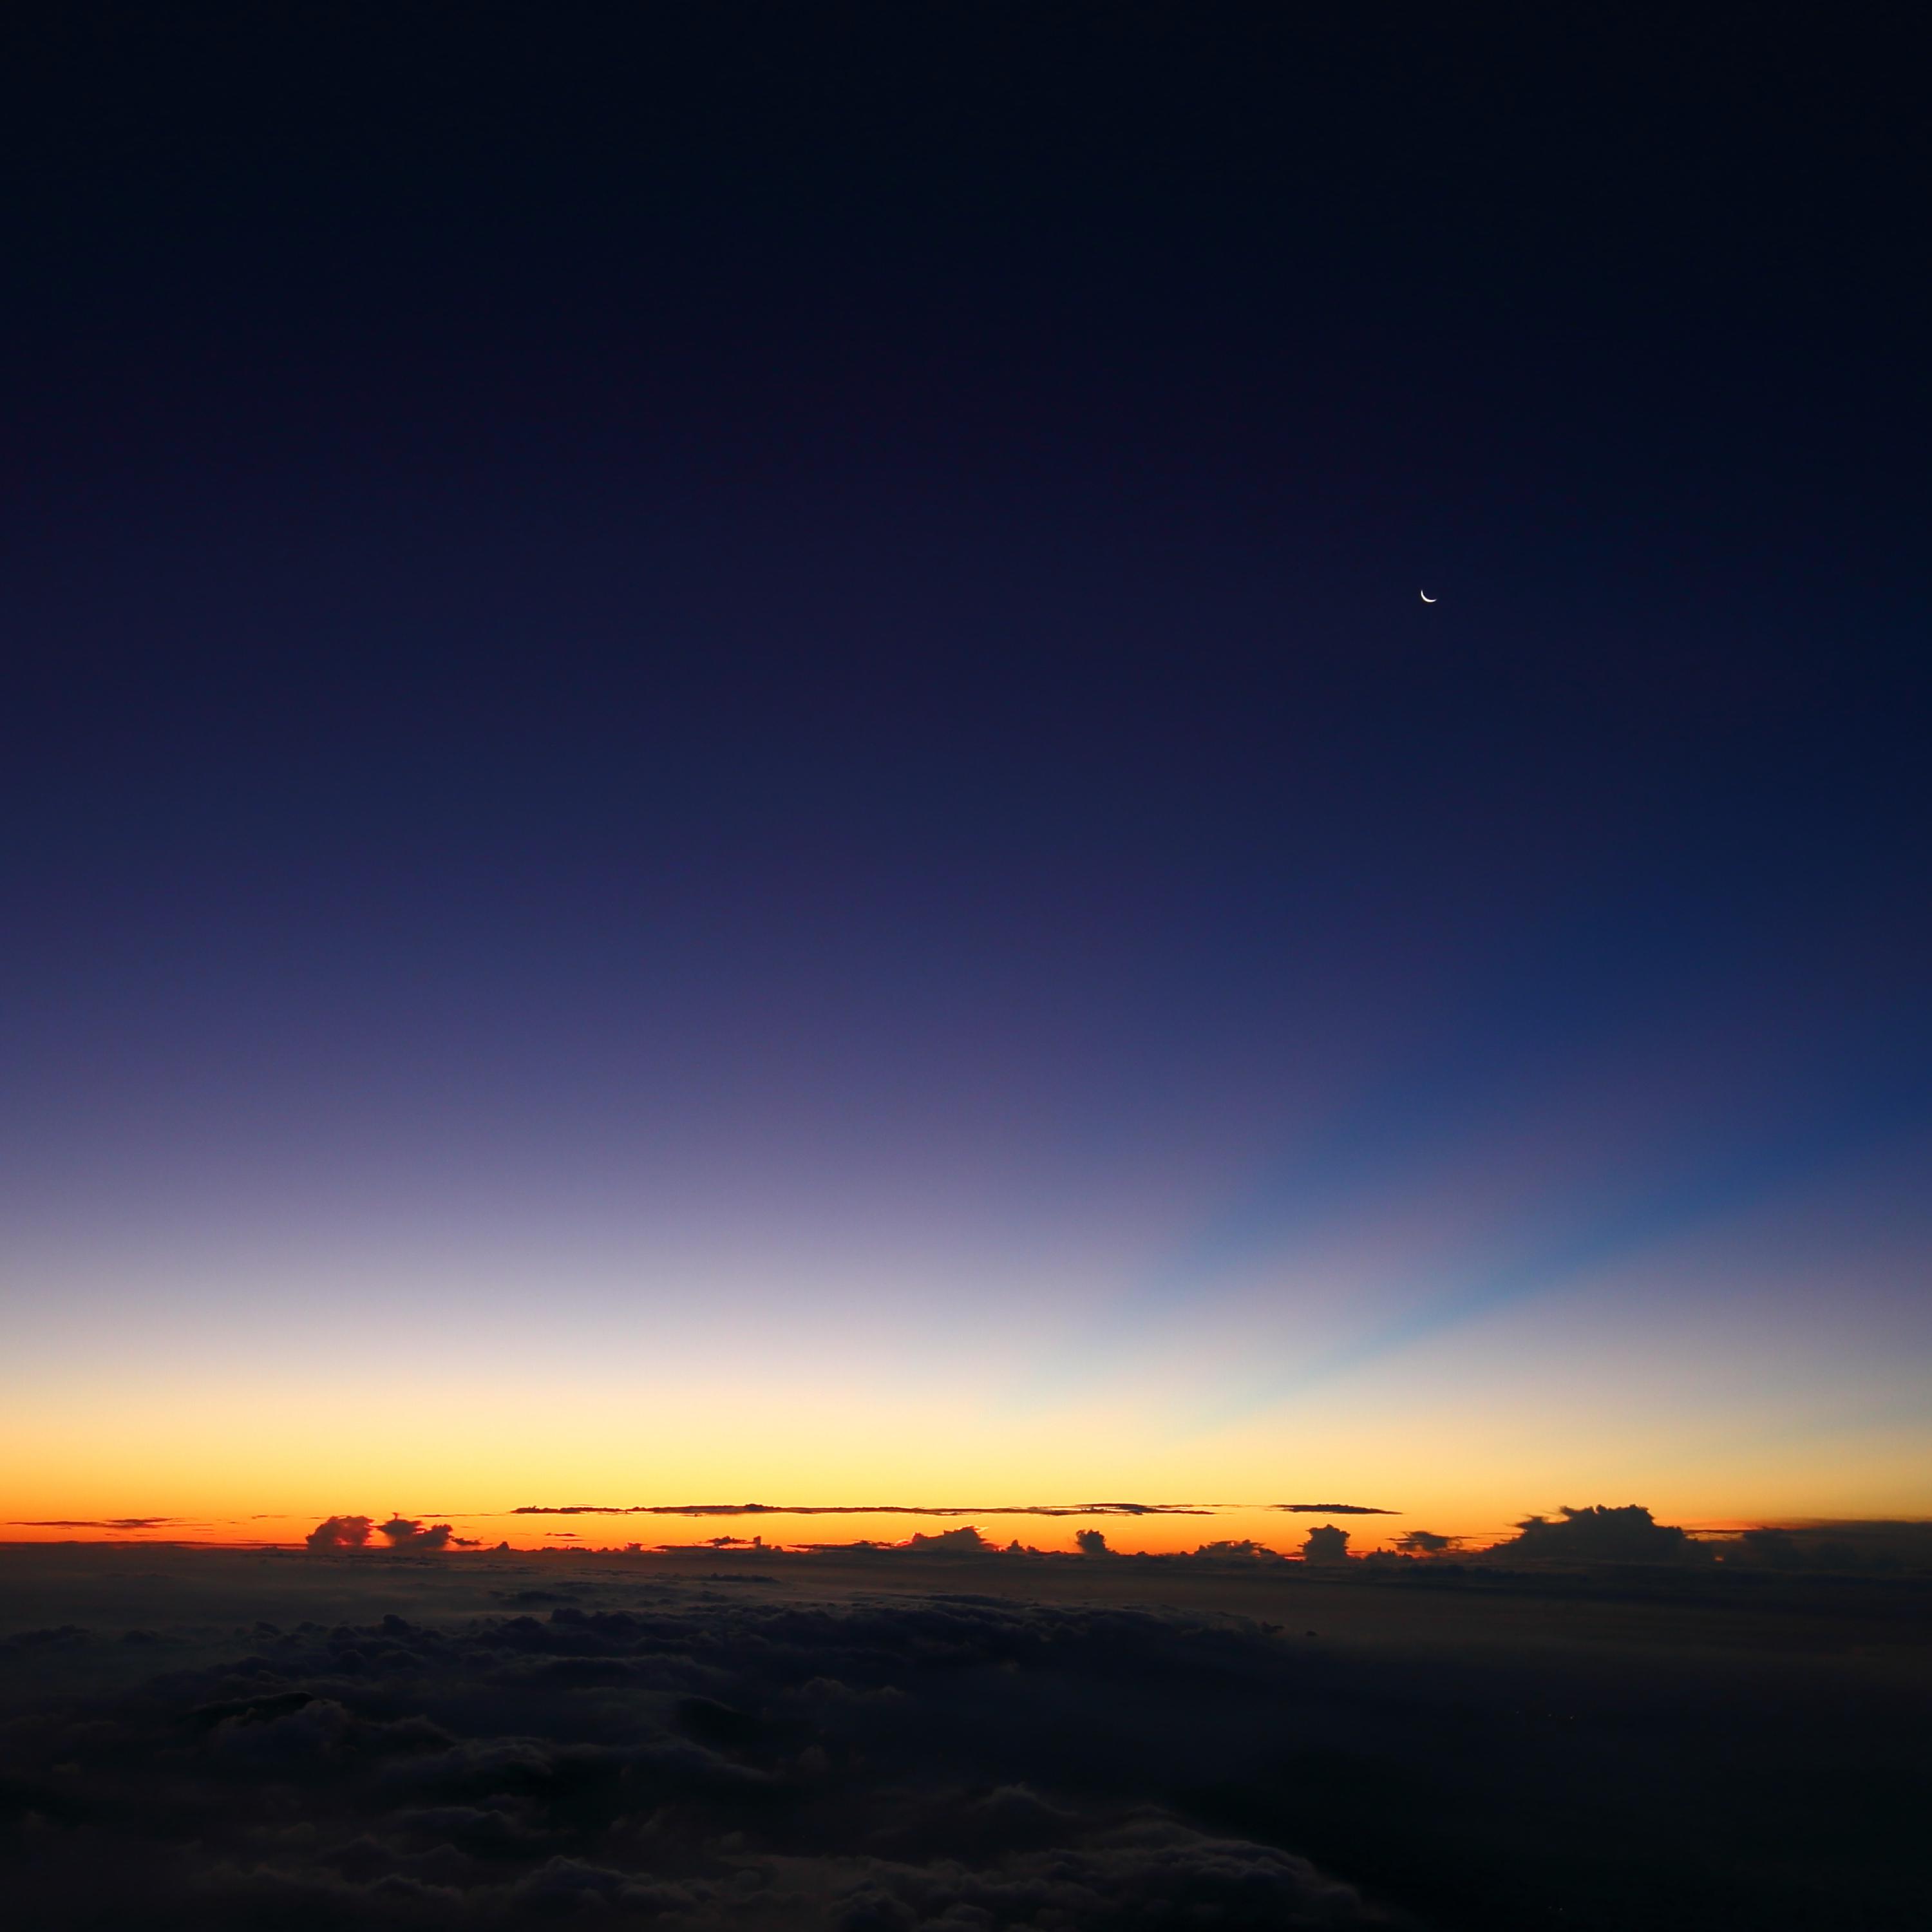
512;1501;1217;1517
1728;1521;1932;1573
1391;1531;1456;1555
1498;1506;1706;1565
301;1501;1931;1575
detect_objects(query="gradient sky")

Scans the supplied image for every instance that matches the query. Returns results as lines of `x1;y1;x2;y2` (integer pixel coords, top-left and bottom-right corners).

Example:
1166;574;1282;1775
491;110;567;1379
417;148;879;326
3;10;1928;1548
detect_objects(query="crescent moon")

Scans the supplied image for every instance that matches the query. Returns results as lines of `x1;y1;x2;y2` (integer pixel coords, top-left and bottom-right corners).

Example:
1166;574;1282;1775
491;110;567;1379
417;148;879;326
1419;591;1436;603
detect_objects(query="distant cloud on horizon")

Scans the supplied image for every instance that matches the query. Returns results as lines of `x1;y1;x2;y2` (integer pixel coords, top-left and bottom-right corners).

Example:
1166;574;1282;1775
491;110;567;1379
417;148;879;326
305;1515;480;1552
1270;1502;1399;1515
510;1502;1219;1518
10;1518;180;1530
376;1516;456;1551
1501;1504;1704;1564
305;1515;372;1551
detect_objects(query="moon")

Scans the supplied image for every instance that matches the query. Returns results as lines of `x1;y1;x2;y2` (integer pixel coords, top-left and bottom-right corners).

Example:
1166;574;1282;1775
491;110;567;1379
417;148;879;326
1419;590;1437;603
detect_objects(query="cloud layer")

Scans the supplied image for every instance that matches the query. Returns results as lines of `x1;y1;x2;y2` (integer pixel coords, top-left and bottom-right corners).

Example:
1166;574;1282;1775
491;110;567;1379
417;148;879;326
5;1546;1930;1929
1499;1505;1704;1564
1;1572;1398;1928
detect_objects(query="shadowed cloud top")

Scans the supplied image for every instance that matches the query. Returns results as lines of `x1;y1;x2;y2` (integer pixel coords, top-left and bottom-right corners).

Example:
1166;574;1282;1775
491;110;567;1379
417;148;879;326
3;1541;1928;1927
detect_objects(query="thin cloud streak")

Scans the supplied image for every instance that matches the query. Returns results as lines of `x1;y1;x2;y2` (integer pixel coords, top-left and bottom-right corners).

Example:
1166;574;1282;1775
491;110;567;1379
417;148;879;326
511;1502;1218;1518
9;1518;180;1530
1271;1503;1398;1515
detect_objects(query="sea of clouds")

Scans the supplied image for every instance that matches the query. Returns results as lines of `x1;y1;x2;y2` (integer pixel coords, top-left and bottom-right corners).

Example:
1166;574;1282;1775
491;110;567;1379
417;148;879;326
5;1542;1929;1929
3;1575;1394;1928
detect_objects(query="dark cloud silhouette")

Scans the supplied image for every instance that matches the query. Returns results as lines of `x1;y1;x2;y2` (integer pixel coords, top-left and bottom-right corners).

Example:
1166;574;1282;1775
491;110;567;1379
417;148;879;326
1273;1503;1399;1515
8;1519;177;1530
303;1514;372;1551
1075;1528;1112;1556
303;1515;472;1553
1391;1531;1455;1554
513;1501;1215;1517
1727;1522;1932;1573
1738;1528;1859;1572
375;1516;455;1551
1500;1505;1707;1565
1303;1526;1352;1564
902;1525;992;1554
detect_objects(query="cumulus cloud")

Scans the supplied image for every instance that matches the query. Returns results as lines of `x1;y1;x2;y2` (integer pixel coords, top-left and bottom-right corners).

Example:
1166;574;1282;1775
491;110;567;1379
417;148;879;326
1391;1530;1454;1554
1499;1504;1707;1564
304;1514;373;1551
902;1525;992;1553
375;1516;456;1551
304;1515;471;1552
1302;1525;1351;1564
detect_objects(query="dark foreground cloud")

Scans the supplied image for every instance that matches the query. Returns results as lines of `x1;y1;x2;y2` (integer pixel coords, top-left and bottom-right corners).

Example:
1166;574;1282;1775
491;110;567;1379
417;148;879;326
0;1570;1401;1929
3;1547;1929;1931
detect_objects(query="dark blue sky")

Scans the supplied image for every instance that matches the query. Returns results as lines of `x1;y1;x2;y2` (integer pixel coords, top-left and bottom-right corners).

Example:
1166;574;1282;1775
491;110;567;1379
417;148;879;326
3;8;1927;1528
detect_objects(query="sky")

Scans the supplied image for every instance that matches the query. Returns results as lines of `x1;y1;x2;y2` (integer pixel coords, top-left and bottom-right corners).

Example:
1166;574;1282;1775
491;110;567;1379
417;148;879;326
3;9;1929;1550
